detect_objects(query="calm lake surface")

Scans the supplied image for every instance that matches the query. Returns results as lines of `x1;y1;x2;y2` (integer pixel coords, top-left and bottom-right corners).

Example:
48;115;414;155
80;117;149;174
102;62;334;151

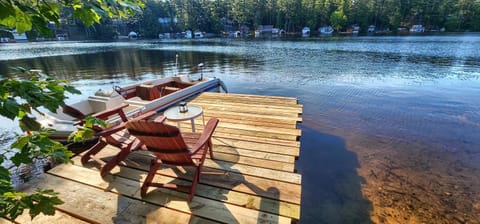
1;34;480;223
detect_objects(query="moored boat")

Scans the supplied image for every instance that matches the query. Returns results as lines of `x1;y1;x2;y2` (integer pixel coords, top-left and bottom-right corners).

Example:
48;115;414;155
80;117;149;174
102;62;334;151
38;75;227;140
410;24;425;33
302;27;310;37
319;26;334;35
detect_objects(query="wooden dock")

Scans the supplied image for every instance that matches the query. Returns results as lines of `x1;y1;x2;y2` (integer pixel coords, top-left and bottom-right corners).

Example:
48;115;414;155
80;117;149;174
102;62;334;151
12;92;303;224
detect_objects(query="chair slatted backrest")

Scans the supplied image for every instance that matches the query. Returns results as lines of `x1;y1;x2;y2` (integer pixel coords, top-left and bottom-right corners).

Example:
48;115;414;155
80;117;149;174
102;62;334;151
126;120;193;165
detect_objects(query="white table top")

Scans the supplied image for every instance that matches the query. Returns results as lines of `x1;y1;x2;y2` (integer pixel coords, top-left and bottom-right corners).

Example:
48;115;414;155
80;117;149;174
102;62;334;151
163;104;203;121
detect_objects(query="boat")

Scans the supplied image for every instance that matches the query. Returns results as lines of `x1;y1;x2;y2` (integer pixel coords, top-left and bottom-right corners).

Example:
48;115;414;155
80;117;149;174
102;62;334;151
194;30;204;38
234;31;241;38
12;30;28;42
368;25;376;33
352;25;360;34
185;30;193;39
302;27;310;37
38;74;227;140
55;34;68;41
319;26;334;35
271;28;279;37
128;31;138;40
410;25;425;32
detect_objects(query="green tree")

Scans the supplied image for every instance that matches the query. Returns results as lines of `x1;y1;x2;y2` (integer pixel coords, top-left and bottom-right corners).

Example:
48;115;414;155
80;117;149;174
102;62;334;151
232;0;256;28
278;0;302;32
0;0;144;220
139;1;165;38
330;8;347;31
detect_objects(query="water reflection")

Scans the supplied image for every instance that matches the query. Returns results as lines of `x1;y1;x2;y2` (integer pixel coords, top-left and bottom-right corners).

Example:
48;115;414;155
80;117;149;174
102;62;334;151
297;126;372;223
0;50;251;80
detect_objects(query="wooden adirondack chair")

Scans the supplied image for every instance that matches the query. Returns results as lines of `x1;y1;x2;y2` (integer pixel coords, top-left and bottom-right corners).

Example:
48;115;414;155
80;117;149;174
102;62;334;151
79;104;164;176
125;117;219;201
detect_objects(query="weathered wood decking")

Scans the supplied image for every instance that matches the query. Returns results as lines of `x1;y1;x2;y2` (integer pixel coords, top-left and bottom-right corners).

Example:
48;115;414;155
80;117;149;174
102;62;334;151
11;92;302;224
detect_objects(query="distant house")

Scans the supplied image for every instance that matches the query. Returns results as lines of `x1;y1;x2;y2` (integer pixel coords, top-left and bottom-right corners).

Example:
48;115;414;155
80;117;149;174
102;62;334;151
397;26;409;33
158;17;177;29
239;25;250;33
221;17;234;32
255;25;274;37
410;25;425;32
258;25;274;33
55;33;68;41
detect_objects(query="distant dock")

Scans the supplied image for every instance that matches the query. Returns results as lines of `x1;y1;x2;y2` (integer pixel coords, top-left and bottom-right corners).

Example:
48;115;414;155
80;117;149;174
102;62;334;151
12;92;303;224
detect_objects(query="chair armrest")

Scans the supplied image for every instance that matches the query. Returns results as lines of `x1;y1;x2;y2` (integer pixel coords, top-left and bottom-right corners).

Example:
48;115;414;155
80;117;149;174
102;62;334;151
74;103;129;128
189;118;219;155
63;105;86;120
154;115;166;123
92;103;129;121
96;111;162;136
130;111;162;122
95;123;126;137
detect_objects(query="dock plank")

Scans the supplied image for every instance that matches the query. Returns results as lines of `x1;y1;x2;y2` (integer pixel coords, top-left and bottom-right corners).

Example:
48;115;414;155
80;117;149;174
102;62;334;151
201;114;299;129
195;104;300;118
202;109;301;124
182;121;301;137
191;100;303;114
212;138;300;157
213;145;296;163
197;92;300;105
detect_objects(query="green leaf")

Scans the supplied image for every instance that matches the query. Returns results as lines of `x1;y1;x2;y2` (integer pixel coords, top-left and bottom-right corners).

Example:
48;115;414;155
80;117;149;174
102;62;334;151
0;1;15;20
7;201;23;219
31;16;53;37
0;179;15;194
73;8;101;27
27;189;63;217
38;2;59;22
64;85;81;95
0;15;16;28
11;148;33;166
85;116;107;128
13;7;32;34
68;127;95;143
0;167;10;182
1;98;20;120
0;9;16;27
11;135;29;150
19;116;41;132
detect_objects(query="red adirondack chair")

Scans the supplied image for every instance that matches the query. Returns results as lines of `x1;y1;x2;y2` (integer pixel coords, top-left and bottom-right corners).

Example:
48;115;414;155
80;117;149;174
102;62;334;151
125;117;219;201
79;104;164;176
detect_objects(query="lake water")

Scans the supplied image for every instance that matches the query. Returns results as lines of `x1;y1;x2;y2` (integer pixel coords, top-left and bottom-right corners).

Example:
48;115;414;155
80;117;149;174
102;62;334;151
1;34;480;223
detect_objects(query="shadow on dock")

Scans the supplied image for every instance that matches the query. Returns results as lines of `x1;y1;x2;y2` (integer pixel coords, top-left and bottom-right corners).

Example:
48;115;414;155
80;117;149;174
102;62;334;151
99;146;283;223
297;125;372;223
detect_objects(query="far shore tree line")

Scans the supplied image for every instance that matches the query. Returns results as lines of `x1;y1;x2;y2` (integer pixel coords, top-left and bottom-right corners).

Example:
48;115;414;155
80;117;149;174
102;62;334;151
143;0;480;35
3;0;479;40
